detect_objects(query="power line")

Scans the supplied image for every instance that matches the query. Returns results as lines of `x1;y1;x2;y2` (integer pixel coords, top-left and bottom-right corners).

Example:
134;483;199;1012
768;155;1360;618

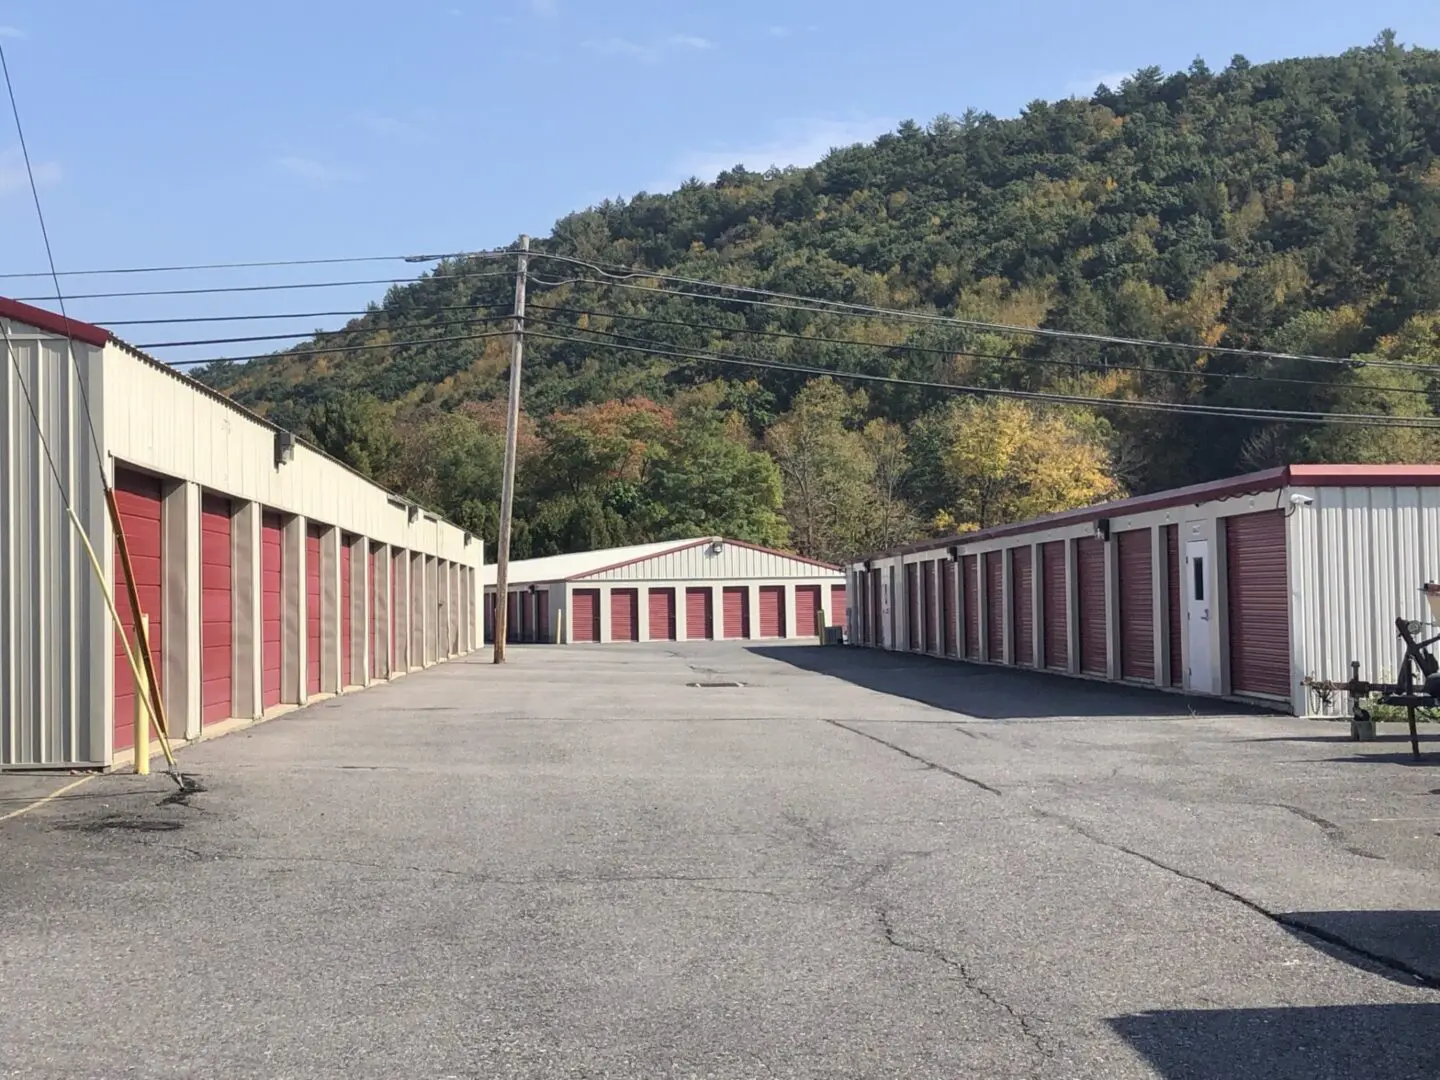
525;253;1437;374
133;314;509;350
12;268;514;303
527;302;1433;397
524;318;1440;429
0;249;509;280
0;40;108;491
166;328;513;369
96;303;490;326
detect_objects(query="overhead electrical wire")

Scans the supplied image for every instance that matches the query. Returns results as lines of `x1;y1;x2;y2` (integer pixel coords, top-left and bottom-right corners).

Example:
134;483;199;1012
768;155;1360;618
527;302;1435;397
522;251;1405;371
133;313;509;350
523;318;1440;429
95;303;491;326
12;268;514;303
0;248;509;279
165;328;514;369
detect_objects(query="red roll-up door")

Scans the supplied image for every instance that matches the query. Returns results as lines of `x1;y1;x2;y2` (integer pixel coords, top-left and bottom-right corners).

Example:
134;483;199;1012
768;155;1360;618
520;590;533;642
864;570;875;648
1226;510;1291;698
340;538;354;687
794;585;820;638
1117;528;1154;682
985;552;1004;662
390;550;402;670
200;493;233;725
1011;546;1034;667
306;524;323;695
367;545;377;679
484;593;495;647
536;589;550;642
686;587;713;640
572;589;600;642
758;586;785;638
112;469;164;753
921;561;936;652
962;555;979;660
261;512;283;708
1077;536;1107;676
941;562;957;656
905;563;921;651
610;588;639;642
1165;525;1182;686
648;588;676;641
1042;540;1067;671
723;586;749;639
831;584;847;630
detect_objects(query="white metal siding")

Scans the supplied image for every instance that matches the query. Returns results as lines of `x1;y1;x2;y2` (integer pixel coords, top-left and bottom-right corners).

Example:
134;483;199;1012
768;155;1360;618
585;542;838;582
1290;485;1440;716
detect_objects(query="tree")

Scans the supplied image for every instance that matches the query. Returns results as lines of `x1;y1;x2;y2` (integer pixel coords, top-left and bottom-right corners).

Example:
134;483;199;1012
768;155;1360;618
305;393;400;479
932;397;1121;531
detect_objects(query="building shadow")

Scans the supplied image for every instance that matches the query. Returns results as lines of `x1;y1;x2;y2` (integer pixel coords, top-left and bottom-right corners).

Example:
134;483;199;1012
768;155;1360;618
1276;910;1440;988
1109;1004;1440;1079
745;645;1261;721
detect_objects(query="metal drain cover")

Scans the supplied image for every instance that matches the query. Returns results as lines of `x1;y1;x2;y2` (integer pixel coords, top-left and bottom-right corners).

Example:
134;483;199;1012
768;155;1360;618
688;681;745;688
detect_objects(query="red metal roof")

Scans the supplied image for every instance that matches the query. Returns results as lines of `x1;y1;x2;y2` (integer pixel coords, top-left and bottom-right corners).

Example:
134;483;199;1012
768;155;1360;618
865;463;1440;562
0;297;110;347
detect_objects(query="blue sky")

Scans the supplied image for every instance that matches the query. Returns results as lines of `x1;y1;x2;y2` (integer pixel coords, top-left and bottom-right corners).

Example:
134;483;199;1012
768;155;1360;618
1;0;1438;365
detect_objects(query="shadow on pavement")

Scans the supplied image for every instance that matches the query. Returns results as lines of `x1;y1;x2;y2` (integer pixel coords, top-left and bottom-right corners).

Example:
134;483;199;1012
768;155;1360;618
1277;910;1440;988
1109;1004;1440;1079
746;645;1258;721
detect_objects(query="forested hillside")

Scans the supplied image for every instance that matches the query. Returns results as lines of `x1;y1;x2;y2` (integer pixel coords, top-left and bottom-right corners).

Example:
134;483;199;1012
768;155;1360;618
200;36;1440;563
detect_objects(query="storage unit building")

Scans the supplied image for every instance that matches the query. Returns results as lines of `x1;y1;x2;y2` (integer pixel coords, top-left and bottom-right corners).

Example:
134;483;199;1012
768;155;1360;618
483;537;845;645
0;298;484;769
845;465;1440;717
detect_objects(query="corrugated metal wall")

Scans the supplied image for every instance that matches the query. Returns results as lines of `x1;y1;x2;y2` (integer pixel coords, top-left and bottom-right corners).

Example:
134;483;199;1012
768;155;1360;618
1290;485;1440;714
586;542;837;582
1;333;107;766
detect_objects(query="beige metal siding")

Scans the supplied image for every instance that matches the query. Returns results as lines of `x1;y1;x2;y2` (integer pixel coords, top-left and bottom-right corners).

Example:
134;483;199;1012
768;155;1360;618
585;541;837;582
104;344;478;563
2;334;108;766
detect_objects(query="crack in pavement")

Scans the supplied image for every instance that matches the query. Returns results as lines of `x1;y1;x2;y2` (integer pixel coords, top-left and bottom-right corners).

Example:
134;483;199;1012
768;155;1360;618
1269;802;1385;861
1032;808;1440;991
875;905;1052;1058
822;720;1003;795
821;719;1440;990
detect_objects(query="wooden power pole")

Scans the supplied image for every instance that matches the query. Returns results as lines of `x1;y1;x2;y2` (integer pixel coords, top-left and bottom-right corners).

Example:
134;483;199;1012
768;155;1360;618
492;235;529;662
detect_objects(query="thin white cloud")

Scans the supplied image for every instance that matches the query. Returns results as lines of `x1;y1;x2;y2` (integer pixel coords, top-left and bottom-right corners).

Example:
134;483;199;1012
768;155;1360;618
272;155;356;189
651;117;894;193
584;33;715;63
665;34;713;50
1066;70;1133;97
0;26;24;38
353;112;435;144
0;146;59;196
529;0;557;17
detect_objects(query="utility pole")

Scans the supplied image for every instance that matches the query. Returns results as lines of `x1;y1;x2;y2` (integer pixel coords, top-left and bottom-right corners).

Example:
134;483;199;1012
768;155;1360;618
492;235;529;662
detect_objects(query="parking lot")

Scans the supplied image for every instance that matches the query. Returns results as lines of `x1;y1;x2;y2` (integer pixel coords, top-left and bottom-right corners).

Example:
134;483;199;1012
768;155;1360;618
2;642;1438;1078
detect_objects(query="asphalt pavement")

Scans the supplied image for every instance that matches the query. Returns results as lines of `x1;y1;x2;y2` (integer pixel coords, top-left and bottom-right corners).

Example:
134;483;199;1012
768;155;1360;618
2;642;1438;1079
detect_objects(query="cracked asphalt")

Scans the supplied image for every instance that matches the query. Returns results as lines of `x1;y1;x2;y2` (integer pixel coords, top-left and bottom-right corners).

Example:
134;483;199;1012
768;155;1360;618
3;642;1440;1079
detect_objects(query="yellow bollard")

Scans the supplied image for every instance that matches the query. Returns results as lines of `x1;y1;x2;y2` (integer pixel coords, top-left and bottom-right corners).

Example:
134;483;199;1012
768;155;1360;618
134;614;149;776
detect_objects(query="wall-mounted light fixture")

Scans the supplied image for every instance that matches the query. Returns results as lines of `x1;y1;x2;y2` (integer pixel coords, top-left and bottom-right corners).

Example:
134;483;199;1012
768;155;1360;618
709;540;724;555
464;532;473;546
274;430;296;467
1094;518;1111;542
407;504;420;524
947;545;960;562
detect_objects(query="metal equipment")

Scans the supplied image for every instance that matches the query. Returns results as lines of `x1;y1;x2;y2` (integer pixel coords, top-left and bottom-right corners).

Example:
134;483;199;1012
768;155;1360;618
1305;583;1440;759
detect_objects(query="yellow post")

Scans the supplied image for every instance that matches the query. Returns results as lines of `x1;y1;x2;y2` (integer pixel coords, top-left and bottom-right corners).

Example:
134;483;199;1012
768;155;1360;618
134;614;150;775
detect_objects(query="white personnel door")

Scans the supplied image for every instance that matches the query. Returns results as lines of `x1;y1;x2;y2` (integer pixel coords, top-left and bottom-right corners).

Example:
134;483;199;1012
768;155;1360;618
1185;539;1216;694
